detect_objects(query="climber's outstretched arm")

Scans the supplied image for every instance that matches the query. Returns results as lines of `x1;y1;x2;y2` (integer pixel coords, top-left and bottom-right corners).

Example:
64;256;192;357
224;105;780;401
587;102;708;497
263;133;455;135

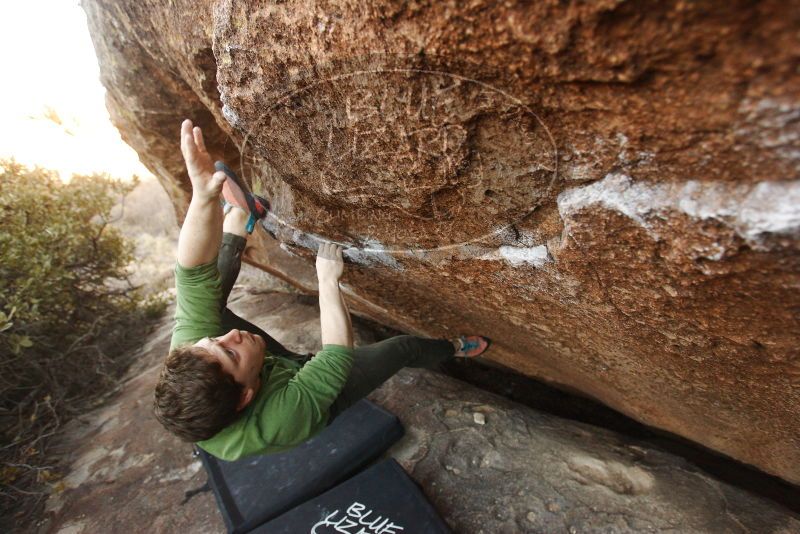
176;119;227;268
317;243;353;349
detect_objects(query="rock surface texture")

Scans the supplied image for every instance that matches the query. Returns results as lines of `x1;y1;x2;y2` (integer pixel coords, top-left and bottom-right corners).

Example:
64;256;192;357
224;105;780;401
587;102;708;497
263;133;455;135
43;286;800;533
82;0;800;482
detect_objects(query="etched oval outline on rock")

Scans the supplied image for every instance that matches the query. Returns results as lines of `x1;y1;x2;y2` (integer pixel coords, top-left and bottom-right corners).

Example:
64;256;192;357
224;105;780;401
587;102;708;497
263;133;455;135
230;55;559;255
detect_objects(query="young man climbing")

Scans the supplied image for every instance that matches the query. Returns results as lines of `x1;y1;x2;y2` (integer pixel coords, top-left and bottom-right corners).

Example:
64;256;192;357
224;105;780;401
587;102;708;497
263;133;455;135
153;119;490;461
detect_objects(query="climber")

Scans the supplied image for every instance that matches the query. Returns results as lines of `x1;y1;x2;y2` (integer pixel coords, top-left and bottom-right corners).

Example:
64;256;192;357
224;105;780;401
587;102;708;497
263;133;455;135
152;119;491;461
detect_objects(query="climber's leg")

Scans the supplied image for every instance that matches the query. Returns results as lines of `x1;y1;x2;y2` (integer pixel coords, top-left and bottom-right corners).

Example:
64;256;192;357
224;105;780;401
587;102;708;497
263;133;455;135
217;206;306;361
217;206;250;306
327;335;456;420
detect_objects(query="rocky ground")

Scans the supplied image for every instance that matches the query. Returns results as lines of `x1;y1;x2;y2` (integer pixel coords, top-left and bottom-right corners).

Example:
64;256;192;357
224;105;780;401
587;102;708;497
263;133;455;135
38;270;800;533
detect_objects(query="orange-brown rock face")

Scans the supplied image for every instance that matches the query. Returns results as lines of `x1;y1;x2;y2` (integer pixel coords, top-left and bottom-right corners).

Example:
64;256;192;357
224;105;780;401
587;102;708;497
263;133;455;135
83;0;800;482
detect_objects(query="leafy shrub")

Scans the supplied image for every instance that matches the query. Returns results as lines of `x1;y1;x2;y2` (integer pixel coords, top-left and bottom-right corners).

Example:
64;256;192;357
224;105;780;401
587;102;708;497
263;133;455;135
0;160;164;524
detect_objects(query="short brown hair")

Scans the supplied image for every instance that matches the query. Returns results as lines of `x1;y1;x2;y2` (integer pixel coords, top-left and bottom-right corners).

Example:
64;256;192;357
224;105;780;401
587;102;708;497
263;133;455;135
153;345;243;442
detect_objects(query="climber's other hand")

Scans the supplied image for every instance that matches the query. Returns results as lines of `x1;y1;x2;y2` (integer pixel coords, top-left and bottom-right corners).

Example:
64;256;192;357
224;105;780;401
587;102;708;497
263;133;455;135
180;119;225;201
316;242;344;283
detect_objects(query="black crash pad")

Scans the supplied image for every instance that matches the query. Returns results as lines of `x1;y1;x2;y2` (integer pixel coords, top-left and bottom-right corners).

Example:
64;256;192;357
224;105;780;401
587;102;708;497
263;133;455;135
197;399;404;534
252;459;450;534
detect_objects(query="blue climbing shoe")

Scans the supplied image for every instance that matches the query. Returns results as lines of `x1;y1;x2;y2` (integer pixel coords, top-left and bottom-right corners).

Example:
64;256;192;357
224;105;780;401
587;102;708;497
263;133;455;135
454;335;491;358
216;161;270;233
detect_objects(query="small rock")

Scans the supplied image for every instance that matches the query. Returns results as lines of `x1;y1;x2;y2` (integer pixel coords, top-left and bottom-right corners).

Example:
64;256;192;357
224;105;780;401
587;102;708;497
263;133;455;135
444;464;462;475
445;409;459;418
473;412;486;425
526;511;537;522
546;501;561;513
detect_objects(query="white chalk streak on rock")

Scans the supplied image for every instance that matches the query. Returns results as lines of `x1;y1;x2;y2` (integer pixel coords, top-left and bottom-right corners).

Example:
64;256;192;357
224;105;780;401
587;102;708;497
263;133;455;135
557;173;800;247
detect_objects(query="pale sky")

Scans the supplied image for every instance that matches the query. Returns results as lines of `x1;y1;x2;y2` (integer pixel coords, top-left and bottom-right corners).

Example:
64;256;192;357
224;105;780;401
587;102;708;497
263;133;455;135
0;0;153;182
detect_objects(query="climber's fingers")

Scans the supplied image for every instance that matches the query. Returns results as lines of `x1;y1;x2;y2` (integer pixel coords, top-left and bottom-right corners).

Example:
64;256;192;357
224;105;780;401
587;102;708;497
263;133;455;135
180;119;198;161
193;126;207;154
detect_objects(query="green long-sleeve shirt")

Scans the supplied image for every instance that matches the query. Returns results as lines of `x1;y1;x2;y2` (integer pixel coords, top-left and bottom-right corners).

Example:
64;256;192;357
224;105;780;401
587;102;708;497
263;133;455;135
169;260;353;461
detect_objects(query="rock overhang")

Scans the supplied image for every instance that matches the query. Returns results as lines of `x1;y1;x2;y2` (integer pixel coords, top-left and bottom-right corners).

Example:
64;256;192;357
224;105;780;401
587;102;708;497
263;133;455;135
82;0;800;483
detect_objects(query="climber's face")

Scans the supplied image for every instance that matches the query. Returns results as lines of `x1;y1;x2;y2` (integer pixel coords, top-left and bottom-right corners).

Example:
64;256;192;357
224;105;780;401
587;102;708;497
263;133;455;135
194;329;265;395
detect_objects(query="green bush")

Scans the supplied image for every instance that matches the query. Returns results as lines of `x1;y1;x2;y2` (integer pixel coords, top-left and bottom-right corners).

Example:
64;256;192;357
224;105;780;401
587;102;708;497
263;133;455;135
0;160;164;522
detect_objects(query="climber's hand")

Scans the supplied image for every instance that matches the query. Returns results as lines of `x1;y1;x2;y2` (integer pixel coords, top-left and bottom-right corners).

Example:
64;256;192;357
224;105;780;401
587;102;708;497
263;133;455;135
316;242;344;284
180;119;226;202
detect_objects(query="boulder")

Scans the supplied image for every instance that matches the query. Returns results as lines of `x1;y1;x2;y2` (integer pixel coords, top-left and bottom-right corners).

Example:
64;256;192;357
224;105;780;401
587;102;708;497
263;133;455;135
81;0;800;482
373;368;800;534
